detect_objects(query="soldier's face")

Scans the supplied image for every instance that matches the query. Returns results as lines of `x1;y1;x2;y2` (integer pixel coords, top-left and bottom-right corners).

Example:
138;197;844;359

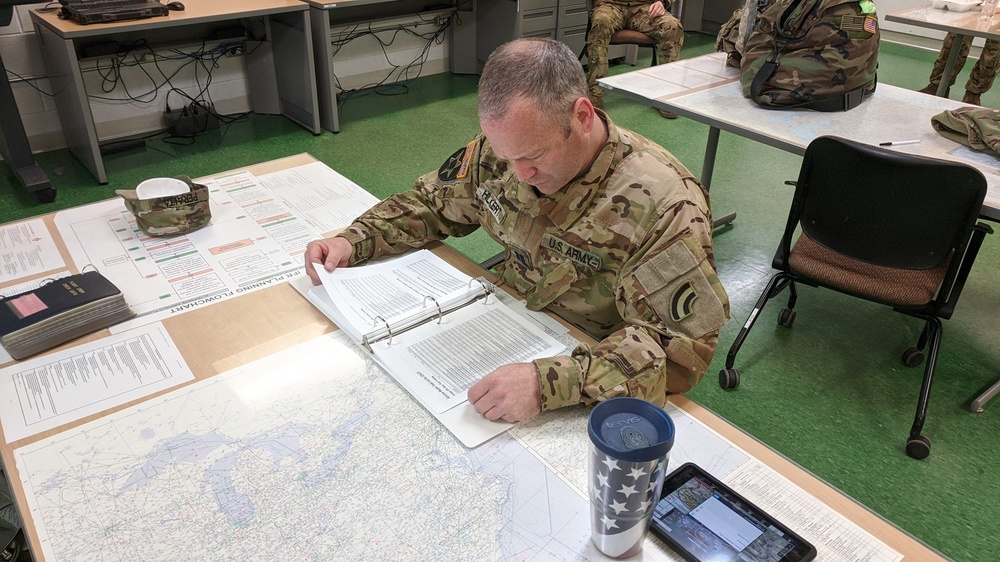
481;97;594;195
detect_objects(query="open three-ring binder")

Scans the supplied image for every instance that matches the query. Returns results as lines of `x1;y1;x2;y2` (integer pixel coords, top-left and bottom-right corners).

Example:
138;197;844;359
294;249;568;448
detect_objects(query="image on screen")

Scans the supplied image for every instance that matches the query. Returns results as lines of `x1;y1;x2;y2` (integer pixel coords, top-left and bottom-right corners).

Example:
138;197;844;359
650;475;799;562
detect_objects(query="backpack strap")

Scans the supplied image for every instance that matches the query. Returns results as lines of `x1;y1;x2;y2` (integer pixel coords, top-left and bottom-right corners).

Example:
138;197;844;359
750;58;877;112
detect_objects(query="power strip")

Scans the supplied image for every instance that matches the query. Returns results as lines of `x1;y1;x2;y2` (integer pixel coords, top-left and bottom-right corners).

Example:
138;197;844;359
163;103;220;137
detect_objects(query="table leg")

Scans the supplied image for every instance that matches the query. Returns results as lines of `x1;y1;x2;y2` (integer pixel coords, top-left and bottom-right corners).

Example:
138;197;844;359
310;6;340;133
936;33;965;98
0;50;54;201
269;12;322;134
36;23;107;184
703;126;736;229
971;377;1000;412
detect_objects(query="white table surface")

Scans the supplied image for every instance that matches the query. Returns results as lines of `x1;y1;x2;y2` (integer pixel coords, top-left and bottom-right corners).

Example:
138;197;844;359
600;53;1000;221
885;5;1000;41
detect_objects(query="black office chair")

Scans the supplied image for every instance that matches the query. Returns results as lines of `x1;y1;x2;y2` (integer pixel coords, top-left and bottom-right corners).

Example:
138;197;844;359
719;136;992;460
580;0;660;67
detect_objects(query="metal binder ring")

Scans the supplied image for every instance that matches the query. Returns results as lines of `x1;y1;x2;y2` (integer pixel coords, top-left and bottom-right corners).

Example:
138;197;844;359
468;278;494;305
423;296;444;323
372;315;393;345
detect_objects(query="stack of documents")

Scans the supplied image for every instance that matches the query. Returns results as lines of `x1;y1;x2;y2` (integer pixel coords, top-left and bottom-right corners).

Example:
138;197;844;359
0;271;135;360
295;250;567;447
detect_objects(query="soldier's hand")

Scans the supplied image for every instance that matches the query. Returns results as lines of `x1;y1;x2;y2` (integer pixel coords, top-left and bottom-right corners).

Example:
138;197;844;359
649;0;666;17
468;363;542;423
305;237;353;285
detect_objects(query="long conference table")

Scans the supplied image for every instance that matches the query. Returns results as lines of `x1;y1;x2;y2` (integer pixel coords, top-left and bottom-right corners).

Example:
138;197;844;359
0;154;947;560
599;52;1000;221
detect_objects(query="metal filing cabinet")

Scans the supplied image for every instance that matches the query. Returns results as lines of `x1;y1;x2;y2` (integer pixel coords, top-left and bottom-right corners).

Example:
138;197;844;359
475;0;629;72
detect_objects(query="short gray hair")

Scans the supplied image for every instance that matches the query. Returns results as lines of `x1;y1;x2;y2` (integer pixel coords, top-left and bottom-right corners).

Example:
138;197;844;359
478;38;588;133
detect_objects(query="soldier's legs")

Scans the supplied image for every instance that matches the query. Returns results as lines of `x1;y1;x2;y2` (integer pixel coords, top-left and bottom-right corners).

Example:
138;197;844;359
963;39;1000;105
627;7;683;118
586;4;627;109
626;9;684;65
921;33;973;95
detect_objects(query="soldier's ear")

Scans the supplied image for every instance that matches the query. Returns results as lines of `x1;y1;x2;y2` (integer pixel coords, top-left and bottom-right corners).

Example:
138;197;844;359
571;97;597;132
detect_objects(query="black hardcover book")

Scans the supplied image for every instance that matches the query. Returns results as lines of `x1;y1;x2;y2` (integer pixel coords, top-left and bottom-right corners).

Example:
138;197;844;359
0;271;134;360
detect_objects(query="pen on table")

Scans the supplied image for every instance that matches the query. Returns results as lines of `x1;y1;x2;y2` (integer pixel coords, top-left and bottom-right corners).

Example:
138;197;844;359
879;140;920;147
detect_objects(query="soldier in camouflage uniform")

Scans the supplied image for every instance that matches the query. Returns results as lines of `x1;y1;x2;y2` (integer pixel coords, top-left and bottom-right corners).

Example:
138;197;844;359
919;33;1000;106
586;0;683;117
305;38;729;423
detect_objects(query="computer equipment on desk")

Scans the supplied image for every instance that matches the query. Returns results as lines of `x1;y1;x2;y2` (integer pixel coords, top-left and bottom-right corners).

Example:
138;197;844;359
60;0;168;24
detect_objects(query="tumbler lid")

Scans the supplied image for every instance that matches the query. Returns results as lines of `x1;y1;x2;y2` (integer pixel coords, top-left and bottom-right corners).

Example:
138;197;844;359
588;397;674;462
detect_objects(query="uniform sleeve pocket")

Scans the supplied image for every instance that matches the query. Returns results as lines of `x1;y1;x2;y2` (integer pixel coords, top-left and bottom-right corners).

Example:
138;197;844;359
633;237;728;339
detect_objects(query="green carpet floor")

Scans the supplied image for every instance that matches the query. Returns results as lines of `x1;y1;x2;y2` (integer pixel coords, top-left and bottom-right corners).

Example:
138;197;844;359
2;33;999;561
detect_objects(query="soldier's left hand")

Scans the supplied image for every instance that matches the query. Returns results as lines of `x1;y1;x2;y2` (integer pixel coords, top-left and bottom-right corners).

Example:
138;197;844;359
468;363;542;422
649;1;666;18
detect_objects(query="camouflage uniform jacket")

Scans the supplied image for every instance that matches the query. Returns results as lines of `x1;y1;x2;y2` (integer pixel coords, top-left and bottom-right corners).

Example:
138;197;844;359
337;111;730;412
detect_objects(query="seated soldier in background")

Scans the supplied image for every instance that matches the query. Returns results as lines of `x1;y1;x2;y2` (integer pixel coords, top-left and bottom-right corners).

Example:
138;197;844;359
586;0;684;118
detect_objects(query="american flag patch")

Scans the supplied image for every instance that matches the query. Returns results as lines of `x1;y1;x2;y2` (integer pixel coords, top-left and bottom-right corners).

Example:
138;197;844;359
864;16;877;33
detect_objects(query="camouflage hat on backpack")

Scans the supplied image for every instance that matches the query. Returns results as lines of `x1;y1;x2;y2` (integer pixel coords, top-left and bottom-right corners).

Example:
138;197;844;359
116;176;211;236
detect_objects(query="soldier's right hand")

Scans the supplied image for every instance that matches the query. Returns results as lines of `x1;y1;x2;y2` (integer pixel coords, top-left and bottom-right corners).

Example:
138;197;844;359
305;236;353;285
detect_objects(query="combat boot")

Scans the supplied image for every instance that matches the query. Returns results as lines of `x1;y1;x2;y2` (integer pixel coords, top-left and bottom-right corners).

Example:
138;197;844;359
919;84;947;96
962;90;981;105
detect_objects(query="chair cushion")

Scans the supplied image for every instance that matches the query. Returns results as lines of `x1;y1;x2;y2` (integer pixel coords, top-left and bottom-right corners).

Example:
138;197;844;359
611;30;657;46
787;232;951;306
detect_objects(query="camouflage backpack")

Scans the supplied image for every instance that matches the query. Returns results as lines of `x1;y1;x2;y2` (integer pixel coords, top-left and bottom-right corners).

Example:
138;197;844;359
727;0;880;111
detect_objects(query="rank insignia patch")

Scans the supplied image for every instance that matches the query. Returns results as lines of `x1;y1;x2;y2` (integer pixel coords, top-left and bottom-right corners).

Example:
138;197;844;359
438;140;477;181
669;281;698;322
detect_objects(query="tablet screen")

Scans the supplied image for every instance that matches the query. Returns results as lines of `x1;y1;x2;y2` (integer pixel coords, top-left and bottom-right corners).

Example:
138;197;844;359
650;463;816;562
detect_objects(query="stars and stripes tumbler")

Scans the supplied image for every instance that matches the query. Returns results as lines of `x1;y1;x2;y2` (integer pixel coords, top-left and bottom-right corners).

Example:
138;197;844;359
587;397;675;558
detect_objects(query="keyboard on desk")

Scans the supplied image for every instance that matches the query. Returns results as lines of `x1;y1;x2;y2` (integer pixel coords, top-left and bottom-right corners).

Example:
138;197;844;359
60;0;169;25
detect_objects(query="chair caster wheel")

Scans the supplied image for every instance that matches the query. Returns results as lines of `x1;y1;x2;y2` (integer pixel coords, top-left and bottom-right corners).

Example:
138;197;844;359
777;308;796;327
901;346;924;368
719;368;740;390
36;188;57;203
905;435;930;459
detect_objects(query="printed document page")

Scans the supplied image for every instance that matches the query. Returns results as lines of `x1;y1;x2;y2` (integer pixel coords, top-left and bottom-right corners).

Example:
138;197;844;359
0;322;194;443
371;301;567;414
0;219;65;282
54;162;378;331
293;269;567;448
311;250;483;341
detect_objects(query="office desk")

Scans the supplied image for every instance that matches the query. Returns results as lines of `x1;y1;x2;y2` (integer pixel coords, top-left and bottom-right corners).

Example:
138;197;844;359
599;52;1000;221
886;5;1000;97
0;154;944;560
29;0;321;184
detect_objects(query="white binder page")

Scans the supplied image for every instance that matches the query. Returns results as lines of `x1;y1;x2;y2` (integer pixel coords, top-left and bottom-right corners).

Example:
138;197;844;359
370;300;567;414
312;250;481;341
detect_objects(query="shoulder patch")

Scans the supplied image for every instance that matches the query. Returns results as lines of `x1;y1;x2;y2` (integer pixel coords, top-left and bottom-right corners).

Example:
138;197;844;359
438;140;477;181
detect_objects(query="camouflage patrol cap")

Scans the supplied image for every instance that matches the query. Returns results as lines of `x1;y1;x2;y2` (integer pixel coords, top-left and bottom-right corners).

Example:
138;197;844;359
116;176;211;237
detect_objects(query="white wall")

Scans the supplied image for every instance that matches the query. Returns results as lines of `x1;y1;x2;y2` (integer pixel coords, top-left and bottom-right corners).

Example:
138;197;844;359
328;10;452;92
